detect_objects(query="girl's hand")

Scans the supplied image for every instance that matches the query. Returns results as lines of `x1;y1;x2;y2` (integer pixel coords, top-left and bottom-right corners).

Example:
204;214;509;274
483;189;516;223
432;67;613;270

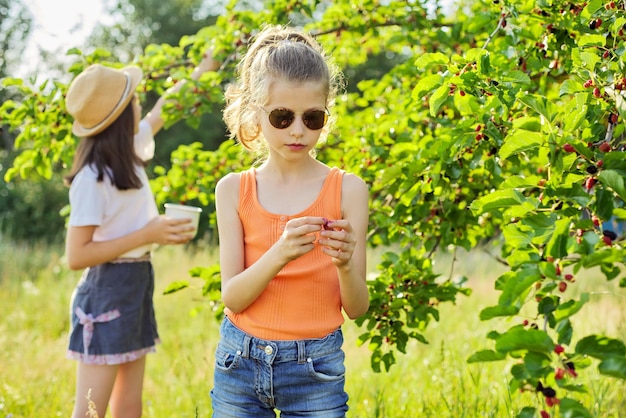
275;217;326;262
195;47;221;75
144;215;195;245
318;219;356;266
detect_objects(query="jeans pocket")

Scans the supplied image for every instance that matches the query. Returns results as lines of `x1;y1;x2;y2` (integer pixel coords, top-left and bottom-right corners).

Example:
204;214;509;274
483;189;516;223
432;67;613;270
306;349;346;382
214;347;242;372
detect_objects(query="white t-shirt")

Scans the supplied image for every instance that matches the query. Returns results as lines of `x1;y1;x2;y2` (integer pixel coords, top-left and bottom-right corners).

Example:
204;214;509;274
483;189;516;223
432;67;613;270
68;120;159;258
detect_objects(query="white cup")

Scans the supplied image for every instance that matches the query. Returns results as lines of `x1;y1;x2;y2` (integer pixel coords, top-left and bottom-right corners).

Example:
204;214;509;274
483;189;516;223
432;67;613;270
164;203;202;238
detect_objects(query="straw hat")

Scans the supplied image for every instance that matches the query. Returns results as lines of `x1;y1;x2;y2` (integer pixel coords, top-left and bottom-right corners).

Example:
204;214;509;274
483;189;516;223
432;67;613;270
65;64;143;137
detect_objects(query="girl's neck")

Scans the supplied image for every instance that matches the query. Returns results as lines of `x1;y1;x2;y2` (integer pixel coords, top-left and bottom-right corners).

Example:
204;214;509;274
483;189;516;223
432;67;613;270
257;156;326;183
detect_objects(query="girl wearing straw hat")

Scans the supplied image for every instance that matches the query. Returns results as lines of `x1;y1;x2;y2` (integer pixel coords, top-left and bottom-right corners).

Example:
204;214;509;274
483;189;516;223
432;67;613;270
63;50;218;418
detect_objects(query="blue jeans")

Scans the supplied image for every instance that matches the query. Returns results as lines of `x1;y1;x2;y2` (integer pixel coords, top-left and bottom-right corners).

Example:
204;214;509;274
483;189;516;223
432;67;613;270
210;317;349;417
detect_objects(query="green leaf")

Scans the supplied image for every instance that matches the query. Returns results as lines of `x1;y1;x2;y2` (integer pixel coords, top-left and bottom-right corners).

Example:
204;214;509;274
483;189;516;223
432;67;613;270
66;47;83;56
479;304;520;320
500;70;530;85
516;407;536;418
560;79;583;97
467;349;507;363
582;0;605;16
412;74;443;100
598;170;626;201
162;280;189;294
518;95;551;122
414;52;449;69
499;130;544;160
562;93;588;131
428;84;449;117
575;335;626;359
502;224;532;248
495;328;554;353
470;189;525;215
577;34;606;47
553;294;589;322
498;268;540;306
512;116;542;131
545;218;571;259
559;398;593;418
598;356;626;379
524;351;552;374
581;248;624;268
594;188;615;221
574;49;601;72
1;77;24;87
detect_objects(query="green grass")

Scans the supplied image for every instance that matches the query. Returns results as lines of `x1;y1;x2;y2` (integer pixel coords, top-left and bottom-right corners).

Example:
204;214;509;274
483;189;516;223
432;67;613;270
1;242;625;417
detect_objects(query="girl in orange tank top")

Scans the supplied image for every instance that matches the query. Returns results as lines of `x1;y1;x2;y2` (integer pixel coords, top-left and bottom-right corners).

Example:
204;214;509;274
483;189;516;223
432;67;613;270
211;25;370;417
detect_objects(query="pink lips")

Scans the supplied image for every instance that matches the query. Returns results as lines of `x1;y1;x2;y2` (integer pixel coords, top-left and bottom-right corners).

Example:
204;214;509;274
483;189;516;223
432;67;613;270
286;143;306;151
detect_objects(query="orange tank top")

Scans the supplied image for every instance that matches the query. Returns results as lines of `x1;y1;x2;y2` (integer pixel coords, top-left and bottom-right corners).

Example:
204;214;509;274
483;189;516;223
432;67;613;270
225;167;345;340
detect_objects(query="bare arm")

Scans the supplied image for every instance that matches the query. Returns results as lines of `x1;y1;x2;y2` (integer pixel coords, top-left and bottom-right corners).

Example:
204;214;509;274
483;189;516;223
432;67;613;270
215;174;327;313
318;173;370;318
65;216;194;270
143;49;220;136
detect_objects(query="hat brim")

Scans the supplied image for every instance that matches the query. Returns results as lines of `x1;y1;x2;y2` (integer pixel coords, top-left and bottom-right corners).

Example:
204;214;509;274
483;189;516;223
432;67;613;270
72;65;143;137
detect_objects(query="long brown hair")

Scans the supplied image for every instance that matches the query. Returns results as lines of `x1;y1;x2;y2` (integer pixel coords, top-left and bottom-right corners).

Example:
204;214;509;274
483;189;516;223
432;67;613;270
64;101;145;189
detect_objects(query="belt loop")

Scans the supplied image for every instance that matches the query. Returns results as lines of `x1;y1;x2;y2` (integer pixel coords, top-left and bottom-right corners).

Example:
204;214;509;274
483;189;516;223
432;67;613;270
242;335;251;359
297;340;306;364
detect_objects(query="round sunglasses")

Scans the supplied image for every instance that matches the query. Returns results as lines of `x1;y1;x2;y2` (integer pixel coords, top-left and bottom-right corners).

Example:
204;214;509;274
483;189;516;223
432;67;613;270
259;107;329;130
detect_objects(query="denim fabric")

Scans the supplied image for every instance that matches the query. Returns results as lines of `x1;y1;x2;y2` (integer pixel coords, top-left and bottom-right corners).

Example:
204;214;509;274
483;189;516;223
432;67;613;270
67;261;158;359
211;317;349;417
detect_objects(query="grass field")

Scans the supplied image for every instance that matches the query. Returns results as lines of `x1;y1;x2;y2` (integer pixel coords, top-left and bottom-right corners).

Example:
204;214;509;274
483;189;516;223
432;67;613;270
1;240;625;417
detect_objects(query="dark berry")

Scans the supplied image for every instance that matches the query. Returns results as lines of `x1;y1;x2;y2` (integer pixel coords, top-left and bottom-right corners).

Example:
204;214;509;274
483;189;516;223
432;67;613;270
603;230;618;241
542;386;557;398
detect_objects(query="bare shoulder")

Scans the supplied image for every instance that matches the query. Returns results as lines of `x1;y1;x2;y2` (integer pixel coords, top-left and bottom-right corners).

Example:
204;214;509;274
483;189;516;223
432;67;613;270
341;171;369;216
215;172;242;202
340;171;369;229
342;171;368;196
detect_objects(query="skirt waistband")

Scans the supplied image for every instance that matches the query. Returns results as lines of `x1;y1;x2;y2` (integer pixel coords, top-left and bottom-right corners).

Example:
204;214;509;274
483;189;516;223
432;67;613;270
110;253;151;264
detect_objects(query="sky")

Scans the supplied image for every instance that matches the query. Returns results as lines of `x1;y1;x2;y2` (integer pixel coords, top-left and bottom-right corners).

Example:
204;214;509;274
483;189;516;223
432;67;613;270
18;0;105;78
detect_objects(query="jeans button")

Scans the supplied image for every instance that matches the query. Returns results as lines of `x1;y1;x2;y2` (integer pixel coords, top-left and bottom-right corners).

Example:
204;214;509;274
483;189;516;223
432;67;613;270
264;345;273;355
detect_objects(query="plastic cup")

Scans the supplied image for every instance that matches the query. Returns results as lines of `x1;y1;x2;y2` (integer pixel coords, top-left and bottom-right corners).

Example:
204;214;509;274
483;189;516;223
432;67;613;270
164;203;202;238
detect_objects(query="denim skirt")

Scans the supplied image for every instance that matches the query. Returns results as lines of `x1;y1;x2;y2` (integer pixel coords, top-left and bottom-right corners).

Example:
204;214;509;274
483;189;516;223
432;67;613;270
210;317;349;417
67;260;159;365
